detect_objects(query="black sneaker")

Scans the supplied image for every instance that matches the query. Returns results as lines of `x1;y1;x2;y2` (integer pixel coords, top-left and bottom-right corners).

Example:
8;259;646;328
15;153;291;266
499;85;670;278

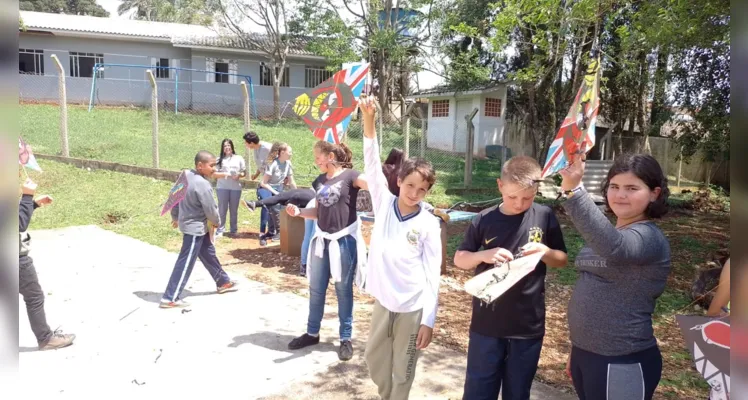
338;340;353;361
288;333;320;350
299;264;306;277
242;200;256;212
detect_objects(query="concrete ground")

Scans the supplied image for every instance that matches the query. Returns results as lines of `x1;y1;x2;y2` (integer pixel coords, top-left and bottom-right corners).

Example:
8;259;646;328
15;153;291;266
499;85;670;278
19;225;575;400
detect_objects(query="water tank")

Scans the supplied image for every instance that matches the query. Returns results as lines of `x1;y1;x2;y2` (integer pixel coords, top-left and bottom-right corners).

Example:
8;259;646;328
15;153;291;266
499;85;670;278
377;8;421;39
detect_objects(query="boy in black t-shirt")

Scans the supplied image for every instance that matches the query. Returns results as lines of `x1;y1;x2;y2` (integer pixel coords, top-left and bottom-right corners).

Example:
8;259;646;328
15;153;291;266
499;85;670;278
454;156;568;400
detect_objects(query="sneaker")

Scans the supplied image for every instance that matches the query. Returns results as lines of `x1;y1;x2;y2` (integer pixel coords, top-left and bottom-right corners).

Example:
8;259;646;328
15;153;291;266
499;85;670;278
338;340;353;361
259;237;267;246
217;280;239;294
159;299;190;309
288;333;320;350
271;233;280;242
39;329;75;351
242;200;256;212
299;264;306;277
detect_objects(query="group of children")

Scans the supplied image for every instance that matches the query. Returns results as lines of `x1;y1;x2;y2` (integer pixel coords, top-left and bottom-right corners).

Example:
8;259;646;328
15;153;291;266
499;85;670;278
20;93;687;400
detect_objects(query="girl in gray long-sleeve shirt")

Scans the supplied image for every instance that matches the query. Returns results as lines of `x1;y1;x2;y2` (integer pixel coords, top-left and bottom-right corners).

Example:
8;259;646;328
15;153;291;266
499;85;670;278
559;153;671;400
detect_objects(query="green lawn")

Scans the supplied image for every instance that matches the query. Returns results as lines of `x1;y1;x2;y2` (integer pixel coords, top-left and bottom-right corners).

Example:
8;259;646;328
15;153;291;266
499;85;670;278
21;103;503;201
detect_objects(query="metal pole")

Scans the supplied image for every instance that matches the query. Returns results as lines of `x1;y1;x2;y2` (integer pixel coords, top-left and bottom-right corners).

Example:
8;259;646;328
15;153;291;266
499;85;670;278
51;54;69;157
175;69;179;115
88;62;98;112
464;107;479;187
147;70;159;168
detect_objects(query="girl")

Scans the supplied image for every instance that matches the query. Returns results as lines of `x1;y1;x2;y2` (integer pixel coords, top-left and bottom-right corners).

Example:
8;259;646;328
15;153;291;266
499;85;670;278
285;140;368;361
560;153;671;400
258;142;296;246
382;147;405;196
214;138;246;236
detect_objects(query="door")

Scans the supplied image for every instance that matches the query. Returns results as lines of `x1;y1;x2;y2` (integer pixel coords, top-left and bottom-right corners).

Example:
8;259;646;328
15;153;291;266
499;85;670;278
455;98;473;152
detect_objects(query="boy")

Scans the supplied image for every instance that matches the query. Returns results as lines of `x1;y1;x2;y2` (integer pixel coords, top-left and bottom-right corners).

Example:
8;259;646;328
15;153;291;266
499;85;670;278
160;151;239;308
454;156;568;400
359;96;443;400
243;131;274;238
19;177;76;350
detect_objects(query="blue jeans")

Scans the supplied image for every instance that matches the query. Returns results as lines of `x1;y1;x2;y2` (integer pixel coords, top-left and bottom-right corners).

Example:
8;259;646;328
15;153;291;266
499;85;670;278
300;218;316;266
463;331;543;400
257;188;273;234
216;188;241;233
306;235;357;341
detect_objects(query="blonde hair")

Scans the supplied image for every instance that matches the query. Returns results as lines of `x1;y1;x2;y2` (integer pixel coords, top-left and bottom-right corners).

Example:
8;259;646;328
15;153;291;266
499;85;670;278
501;156;542;186
266;142;289;165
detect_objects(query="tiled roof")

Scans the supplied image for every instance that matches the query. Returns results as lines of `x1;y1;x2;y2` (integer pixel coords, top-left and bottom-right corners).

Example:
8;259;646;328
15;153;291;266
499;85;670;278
408;82;510;98
20;11;318;56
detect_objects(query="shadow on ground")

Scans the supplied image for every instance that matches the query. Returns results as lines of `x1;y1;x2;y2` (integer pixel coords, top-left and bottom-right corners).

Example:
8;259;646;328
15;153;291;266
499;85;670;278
228;331;338;363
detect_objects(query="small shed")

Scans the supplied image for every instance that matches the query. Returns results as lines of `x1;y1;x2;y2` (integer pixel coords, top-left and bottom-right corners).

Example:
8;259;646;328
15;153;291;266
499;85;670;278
407;83;511;157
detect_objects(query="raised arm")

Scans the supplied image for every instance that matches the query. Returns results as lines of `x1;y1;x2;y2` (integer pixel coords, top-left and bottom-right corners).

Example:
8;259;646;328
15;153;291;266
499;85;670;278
360;96;393;212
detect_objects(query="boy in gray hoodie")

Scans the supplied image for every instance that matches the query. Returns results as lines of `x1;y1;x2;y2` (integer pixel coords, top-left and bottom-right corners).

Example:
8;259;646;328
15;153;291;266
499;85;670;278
160;151;239;308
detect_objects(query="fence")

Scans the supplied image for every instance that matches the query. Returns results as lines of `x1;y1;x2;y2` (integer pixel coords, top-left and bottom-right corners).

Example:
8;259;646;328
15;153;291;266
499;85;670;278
18;60;489;190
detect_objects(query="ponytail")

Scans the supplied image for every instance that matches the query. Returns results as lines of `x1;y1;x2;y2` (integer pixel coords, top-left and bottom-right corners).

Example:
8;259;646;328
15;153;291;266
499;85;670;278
314;140;354;169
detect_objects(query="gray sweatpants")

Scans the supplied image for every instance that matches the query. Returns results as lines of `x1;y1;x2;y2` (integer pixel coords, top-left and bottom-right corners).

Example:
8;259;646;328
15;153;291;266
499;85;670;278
216;188;242;234
364;300;422;400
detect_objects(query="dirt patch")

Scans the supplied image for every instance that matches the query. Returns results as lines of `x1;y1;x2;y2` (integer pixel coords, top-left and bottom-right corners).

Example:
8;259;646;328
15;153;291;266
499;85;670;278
214;210;729;400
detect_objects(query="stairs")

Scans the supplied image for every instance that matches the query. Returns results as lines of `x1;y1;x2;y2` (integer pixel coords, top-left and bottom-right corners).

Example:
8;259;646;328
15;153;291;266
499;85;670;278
582;160;613;203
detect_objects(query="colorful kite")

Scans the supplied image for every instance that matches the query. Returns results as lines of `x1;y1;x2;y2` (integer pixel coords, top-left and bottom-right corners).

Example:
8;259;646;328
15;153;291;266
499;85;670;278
292;63;370;144
541;56;602;178
676;315;730;400
160;170;189;216
464;252;543;305
18;137;42;172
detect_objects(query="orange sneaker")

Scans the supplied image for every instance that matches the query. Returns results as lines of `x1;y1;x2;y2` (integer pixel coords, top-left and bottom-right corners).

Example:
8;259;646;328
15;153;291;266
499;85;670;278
217;280;239;294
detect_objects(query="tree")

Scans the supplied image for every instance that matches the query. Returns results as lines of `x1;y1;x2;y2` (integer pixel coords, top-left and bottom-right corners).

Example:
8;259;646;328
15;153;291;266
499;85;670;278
293;0;442;119
20;0;109;16
117;0;217;24
216;0;296;120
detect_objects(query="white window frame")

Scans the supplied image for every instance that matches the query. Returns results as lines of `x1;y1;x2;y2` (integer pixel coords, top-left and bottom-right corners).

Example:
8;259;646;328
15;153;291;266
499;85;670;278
260;64;289;87
19;49;44;75
150;57;178;79
69;52;104;78
207;58;238;84
304;66;333;88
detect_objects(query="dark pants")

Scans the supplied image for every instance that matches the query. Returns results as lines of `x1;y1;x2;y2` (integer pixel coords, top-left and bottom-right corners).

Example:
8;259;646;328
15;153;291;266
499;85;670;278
257;188;273;235
570;345;662;400
19;258;52;346
257;189;314;209
161;233;231;303
463;331;543;400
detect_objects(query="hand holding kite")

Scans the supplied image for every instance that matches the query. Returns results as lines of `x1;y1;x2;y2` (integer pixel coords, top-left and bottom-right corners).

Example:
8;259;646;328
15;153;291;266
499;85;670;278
559;153;586;191
34;195;53;207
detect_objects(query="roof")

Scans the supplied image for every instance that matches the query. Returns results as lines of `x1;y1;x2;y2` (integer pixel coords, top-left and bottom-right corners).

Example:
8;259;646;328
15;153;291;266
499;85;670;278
20;11;319;57
407;82;511;99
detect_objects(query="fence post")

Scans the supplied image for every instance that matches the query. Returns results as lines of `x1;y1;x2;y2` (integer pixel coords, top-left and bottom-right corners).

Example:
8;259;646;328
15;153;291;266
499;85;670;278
676;146;683;188
403;103;416;158
241;81;251;164
420;119;426;158
464;108;479;188
50;55;69;157
147;70;159;169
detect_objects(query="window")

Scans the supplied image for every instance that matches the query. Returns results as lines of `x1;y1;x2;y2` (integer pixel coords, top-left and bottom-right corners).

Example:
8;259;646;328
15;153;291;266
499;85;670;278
206;58;238;84
260;64;289;87
153;58;170;79
69;52;104;78
305;66;333;88
19;49;44;75
485;97;502;117
431;100;449;117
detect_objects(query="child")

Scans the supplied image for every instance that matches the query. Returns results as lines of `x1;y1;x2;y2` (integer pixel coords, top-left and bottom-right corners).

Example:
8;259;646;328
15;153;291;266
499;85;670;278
359;97;442;400
161;151;239;308
258;142;296;246
19;177;76;350
285;140;368;361
454;156;568;400
214;138;246;236
243;131;273;238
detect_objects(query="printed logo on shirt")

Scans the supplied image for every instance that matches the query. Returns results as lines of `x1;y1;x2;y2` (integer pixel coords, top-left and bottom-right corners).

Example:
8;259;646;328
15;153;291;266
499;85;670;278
528;227;543;244
485;237;497;245
406;229;420;246
316;181;343;208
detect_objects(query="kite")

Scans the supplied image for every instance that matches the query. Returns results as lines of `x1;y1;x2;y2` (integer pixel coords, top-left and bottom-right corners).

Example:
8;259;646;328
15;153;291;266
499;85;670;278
464;252;543;305
541;55;602;178
676;315;730;400
292;62;370;144
18;137;42;172
160;170;189;216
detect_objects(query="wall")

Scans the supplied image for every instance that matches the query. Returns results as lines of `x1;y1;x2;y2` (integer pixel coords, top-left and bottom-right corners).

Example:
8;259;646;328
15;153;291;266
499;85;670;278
426;97;455;152
472;90;508;157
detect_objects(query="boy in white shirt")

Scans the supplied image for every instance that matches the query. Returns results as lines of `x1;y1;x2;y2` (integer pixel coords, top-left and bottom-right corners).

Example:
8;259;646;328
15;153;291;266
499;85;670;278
359;96;442;400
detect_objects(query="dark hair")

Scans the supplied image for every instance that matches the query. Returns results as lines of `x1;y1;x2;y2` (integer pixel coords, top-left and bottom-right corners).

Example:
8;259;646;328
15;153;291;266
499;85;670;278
398;158;436;189
194;150;215;166
601;153;670;218
384;148;405;166
314;141;353;169
217;138;235;169
243;131;260;145
501;155;541;185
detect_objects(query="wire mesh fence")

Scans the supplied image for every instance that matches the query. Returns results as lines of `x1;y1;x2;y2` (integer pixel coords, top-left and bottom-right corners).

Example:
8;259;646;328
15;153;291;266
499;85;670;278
19;72;490;190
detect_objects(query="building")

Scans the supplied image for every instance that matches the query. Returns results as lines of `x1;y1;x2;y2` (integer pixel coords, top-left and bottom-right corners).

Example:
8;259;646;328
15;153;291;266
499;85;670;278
18;11;331;116
406;83;510;157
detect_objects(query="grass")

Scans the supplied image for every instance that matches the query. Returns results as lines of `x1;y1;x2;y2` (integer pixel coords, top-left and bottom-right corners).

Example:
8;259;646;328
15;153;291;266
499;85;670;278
21;103;502;200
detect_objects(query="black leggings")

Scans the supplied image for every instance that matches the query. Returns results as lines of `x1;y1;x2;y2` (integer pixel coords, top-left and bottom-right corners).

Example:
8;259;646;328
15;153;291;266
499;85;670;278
570;345;662;400
257;189;315;209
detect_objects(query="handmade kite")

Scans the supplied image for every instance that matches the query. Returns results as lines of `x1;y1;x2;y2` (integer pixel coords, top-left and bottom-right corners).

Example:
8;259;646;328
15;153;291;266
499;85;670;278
676;315;730;400
292;63;370;144
18;137;42;172
541;55;602;178
160;170;189;216
464;252;543;305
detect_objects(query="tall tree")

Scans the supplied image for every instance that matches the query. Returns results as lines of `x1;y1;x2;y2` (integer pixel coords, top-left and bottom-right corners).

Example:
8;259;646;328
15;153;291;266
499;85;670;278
20;0;109;16
117;0;217;24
